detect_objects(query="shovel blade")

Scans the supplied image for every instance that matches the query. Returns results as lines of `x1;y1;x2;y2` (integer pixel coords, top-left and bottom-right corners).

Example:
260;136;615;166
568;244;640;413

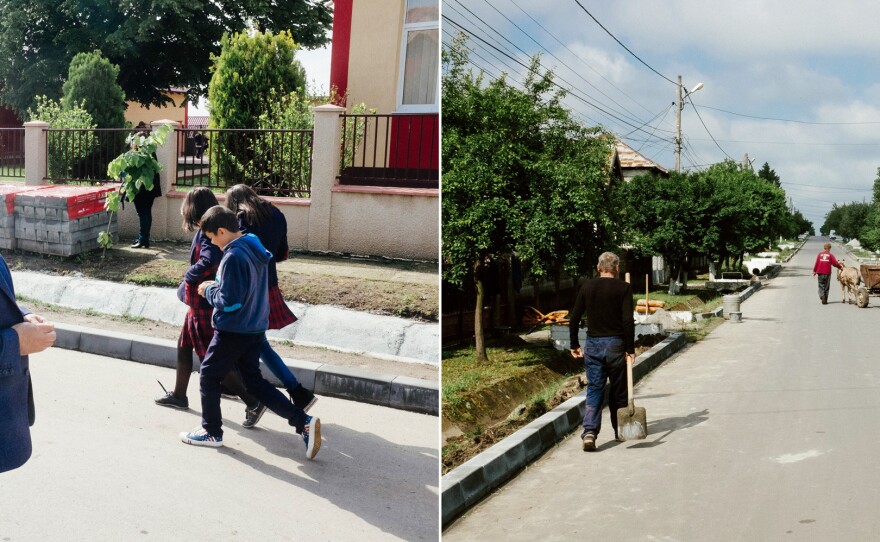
617;405;648;441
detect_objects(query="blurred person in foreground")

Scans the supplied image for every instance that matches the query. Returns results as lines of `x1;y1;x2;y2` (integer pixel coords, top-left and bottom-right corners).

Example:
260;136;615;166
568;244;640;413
0;254;56;473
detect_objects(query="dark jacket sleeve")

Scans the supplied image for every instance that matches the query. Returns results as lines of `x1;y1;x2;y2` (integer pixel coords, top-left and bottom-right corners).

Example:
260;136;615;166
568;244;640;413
622;282;635;354
569;283;587;349
274;209;289;263
184;234;222;285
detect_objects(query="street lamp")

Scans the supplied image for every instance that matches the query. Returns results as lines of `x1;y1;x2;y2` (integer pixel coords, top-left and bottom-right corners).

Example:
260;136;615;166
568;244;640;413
675;76;703;173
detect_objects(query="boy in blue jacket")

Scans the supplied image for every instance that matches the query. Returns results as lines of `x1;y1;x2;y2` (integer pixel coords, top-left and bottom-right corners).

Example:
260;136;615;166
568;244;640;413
180;206;320;459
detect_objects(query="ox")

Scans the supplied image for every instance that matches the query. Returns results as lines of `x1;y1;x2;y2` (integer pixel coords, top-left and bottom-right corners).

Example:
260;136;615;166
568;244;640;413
837;259;861;304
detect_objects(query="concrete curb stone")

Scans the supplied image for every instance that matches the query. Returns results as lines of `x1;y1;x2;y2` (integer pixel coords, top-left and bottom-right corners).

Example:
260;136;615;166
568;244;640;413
52;322;438;415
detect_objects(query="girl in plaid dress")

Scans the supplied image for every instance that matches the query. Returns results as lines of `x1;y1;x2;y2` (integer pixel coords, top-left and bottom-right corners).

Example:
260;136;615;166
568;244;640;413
226;184;317;412
156;188;265;427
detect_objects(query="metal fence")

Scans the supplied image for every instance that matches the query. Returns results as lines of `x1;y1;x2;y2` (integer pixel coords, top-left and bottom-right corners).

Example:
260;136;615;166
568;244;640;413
44;128;131;183
175;128;313;198
0;128;24;179
338;113;438;189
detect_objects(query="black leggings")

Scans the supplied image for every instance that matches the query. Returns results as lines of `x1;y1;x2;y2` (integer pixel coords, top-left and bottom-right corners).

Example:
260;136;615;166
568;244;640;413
132;192;155;242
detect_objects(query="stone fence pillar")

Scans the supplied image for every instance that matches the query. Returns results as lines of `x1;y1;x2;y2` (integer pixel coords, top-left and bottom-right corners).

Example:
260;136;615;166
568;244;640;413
308;104;345;252
23;121;49;186
149;119;179;240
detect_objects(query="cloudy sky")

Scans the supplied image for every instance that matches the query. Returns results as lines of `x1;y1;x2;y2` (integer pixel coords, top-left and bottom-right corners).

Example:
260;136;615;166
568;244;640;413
441;0;880;229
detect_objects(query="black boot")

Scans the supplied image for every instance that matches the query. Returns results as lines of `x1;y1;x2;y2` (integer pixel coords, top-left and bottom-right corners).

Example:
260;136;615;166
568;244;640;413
289;384;317;412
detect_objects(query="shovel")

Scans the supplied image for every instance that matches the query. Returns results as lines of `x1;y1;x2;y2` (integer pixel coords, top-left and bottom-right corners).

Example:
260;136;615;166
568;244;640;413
617;355;647;440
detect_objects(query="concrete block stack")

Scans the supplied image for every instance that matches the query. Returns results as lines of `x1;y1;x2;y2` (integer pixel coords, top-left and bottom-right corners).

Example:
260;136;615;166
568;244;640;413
14;185;119;256
0;184;45;250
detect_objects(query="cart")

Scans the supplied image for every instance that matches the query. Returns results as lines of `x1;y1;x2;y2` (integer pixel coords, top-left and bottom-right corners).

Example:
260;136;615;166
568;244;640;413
856;264;880;307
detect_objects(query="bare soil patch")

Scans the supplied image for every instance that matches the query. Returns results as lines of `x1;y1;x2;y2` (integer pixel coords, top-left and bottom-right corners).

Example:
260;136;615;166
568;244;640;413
2;246;438;321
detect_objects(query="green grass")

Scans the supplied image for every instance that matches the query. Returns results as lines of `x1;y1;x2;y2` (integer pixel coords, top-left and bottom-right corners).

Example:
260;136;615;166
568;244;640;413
441;343;561;408
0;172;24;182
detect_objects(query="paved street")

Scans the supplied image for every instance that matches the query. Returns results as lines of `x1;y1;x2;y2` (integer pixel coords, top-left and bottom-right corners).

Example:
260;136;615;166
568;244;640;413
444;238;880;540
0;349;439;541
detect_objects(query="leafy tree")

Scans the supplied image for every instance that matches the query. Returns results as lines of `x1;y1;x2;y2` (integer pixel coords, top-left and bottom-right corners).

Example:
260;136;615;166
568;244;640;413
616;171;719;293
207;30;308;188
821;205;843;236
62;51;127;129
442;35;611;361
209;30;308;130
837;202;871;241
757;162;781;187
857;169;880;251
0;0;331;113
27;96;97;180
101;124;174;253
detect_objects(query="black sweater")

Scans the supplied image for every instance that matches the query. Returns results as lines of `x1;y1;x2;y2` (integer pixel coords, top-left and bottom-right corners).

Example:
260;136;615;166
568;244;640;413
568;276;635;354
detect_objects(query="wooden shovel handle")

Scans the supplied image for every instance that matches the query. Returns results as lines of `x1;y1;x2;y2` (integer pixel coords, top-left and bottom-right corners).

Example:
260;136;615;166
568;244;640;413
626;355;635;413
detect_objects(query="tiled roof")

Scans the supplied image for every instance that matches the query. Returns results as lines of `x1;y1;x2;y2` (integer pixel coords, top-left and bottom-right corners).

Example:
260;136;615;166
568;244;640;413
615;141;668;175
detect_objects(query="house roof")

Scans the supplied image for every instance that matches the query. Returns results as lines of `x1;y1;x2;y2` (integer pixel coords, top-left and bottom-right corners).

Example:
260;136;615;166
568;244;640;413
615;141;668;176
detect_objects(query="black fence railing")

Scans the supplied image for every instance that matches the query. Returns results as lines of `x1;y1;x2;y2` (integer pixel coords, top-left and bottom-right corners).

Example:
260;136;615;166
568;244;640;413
44;128;132;183
0;128;24;179
338;113;438;189
176;128;313;198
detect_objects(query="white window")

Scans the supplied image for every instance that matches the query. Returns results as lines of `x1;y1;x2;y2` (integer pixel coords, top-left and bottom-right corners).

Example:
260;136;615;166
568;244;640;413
397;0;439;113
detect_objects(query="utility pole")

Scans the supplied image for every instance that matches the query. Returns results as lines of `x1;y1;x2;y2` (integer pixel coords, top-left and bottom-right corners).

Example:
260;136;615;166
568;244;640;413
674;76;703;173
675;75;682;173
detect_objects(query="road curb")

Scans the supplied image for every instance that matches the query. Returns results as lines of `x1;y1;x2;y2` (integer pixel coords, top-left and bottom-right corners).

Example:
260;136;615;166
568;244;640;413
440;331;687;527
53;322;439;416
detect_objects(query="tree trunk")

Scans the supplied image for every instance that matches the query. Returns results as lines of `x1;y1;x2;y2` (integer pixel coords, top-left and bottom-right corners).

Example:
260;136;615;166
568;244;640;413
668;263;681;295
504;253;517;328
473;259;488;362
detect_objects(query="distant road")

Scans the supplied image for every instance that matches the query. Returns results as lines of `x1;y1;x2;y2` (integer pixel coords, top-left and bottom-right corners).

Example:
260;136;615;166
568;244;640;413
444;237;880;540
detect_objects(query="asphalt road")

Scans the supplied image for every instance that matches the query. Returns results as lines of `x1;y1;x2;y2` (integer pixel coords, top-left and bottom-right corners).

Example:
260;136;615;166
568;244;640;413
0;349;439;541
444;237;880;541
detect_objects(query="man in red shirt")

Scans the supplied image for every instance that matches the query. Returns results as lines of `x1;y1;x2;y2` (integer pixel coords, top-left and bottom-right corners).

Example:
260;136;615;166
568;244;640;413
813;242;843;304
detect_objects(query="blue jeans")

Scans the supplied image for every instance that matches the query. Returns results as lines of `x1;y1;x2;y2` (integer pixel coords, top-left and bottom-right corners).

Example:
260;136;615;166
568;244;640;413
200;331;307;437
260;339;300;391
582;336;628;438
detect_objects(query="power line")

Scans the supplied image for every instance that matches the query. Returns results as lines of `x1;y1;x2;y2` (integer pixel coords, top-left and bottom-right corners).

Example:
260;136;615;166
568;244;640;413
470;0;653;128
442;26;605;129
689;101;735;161
699;104;880;125
443;5;674;138
781;181;872;192
442;17;676;141
500;0;656;117
571;0;677;86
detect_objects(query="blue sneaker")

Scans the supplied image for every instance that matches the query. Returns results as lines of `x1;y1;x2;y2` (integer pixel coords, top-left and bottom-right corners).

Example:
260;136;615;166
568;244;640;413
303;416;321;460
180;427;223;448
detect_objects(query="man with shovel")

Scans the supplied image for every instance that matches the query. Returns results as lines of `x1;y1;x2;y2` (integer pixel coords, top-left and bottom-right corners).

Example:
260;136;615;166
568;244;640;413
569;251;635;451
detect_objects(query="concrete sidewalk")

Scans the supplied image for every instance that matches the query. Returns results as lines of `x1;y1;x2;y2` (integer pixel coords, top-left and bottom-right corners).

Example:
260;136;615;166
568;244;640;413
11;269;439;367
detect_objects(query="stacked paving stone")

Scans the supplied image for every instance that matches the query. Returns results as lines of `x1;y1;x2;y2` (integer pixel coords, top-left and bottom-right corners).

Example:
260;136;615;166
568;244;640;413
0;184;45;250
14;185;118;256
